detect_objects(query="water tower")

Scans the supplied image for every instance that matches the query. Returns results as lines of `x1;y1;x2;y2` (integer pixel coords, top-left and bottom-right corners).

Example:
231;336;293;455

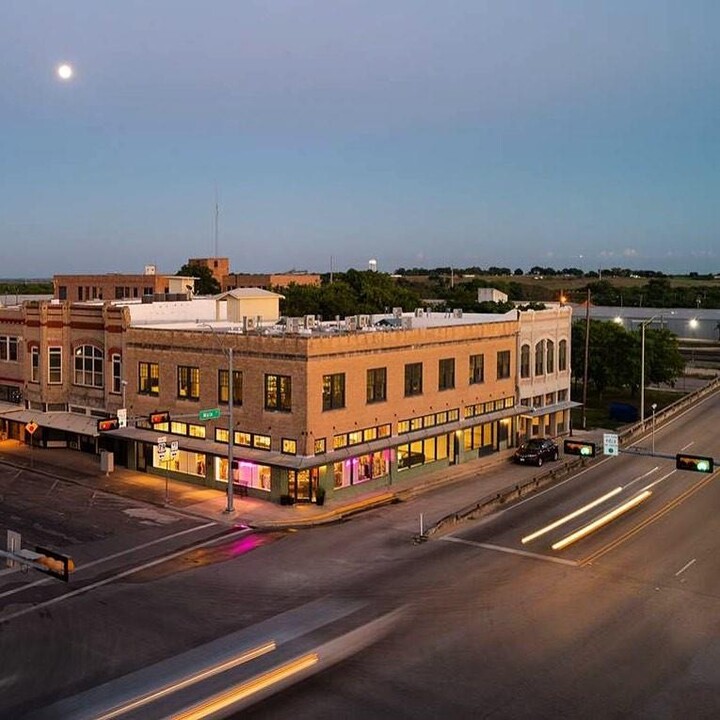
368;258;378;272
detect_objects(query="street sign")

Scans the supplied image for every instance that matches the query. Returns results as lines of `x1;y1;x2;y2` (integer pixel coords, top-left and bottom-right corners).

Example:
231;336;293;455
199;408;221;421
25;421;38;435
603;433;619;456
157;435;168;462
170;440;179;459
117;408;128;429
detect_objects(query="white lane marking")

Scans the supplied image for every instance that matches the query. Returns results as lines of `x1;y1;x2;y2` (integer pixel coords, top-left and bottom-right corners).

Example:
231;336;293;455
675;558;696;577
680;441;694;452
441;535;578;566
0;522;217;600
638;468;677;494
625;466;659;488
0;526;250;625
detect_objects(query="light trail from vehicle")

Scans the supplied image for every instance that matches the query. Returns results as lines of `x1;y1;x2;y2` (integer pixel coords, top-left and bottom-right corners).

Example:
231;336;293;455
92;642;276;720
173;653;320;720
552;491;652;551
521;487;623;544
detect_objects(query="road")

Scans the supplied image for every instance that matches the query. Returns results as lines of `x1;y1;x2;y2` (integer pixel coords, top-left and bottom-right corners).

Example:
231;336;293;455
1;390;719;718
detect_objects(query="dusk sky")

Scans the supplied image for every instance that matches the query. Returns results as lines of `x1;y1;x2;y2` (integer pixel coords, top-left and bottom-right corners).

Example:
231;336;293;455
1;1;718;278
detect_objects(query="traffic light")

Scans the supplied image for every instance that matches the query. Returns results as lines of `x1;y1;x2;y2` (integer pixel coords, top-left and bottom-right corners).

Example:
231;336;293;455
34;546;75;582
563;439;596;457
675;454;714;473
149;410;171;425
97;417;120;432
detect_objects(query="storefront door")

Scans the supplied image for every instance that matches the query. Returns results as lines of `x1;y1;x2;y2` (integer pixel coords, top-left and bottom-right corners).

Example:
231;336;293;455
292;469;312;503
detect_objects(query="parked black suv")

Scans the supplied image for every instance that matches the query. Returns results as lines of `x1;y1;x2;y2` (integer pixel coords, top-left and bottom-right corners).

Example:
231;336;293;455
513;438;559;466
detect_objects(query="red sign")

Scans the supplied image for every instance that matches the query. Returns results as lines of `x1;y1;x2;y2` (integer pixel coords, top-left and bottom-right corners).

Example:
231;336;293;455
25;422;38;435
97;417;120;432
149;411;171;425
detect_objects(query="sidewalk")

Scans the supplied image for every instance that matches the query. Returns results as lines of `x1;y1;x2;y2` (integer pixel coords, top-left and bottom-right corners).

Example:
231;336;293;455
0;430;608;531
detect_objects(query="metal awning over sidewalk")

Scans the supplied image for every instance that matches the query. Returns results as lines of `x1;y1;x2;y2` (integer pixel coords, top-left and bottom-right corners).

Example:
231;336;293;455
517;400;582;417
104;404;528;470
0;408;100;437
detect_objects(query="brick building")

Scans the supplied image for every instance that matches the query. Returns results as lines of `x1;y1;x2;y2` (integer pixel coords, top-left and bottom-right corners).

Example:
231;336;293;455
53;266;196;301
223;272;321;292
0;295;573;503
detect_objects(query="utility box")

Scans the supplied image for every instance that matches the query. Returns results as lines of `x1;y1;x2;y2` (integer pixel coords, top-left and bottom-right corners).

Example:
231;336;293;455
100;450;114;474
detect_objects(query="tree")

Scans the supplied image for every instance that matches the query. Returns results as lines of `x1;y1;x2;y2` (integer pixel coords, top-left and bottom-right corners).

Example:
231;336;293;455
175;263;220;295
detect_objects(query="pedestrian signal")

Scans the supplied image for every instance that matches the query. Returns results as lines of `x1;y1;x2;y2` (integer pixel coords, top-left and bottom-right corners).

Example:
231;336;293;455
149;411;171;425
675;454;714;474
97;417;119;432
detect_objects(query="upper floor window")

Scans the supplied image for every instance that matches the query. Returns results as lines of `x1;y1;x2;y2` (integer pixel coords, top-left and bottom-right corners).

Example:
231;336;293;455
438;358;455;391
31;346;39;383
520;344;530;379
74;345;104;388
111;353;122;394
322;373;346;411
0;336;18;363
469;354;484;384
177;366;200;400
546;340;555;374
219;369;243;405
534;340;545;376
404;362;423;396
139;361;159;396
57;286;67;300
496;350;511;380
559;339;568;372
366;367;387;403
48;347;63;384
265;374;292;412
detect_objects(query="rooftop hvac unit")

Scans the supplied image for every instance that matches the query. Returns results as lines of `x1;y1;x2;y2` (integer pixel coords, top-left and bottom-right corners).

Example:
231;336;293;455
453;308;463;318
345;315;358;331
414;308;424;318
401;316;413;329
304;314;317;329
358;314;370;328
392;307;403;318
287;317;302;333
243;316;256;331
144;264;157;275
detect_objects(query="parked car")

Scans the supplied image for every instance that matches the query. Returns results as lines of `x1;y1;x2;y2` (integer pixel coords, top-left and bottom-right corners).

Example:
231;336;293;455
514;438;559;466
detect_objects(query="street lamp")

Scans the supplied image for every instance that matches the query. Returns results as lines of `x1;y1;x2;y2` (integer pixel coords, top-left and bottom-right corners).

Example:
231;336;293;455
199;323;235;514
651;403;657;454
639;315;660;426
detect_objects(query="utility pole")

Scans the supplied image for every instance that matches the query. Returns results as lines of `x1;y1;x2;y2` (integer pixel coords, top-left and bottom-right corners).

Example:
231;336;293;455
582;288;591;430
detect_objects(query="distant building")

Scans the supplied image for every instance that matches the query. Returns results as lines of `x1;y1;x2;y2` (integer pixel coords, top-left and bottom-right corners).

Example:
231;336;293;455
187;257;229;286
54;266;196;301
478;288;508;304
223;272;321;292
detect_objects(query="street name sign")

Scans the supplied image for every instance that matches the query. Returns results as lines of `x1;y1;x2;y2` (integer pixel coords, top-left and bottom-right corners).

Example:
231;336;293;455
199;408;221;421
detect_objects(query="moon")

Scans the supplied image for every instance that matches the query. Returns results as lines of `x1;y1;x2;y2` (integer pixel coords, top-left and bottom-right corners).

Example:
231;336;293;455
57;63;74;80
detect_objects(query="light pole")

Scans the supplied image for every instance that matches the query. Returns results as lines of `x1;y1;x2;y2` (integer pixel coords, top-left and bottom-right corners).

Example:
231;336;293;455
651;403;657;454
199;323;235;513
639;315;659;426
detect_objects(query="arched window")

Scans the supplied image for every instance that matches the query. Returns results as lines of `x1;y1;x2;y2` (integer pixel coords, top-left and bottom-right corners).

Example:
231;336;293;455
74;345;104;388
520;344;531;378
534;340;545;376
546;340;555;374
559;339;568;372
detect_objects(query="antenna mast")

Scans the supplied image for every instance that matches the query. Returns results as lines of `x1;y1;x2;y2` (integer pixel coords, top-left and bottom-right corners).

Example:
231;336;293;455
213;186;220;257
